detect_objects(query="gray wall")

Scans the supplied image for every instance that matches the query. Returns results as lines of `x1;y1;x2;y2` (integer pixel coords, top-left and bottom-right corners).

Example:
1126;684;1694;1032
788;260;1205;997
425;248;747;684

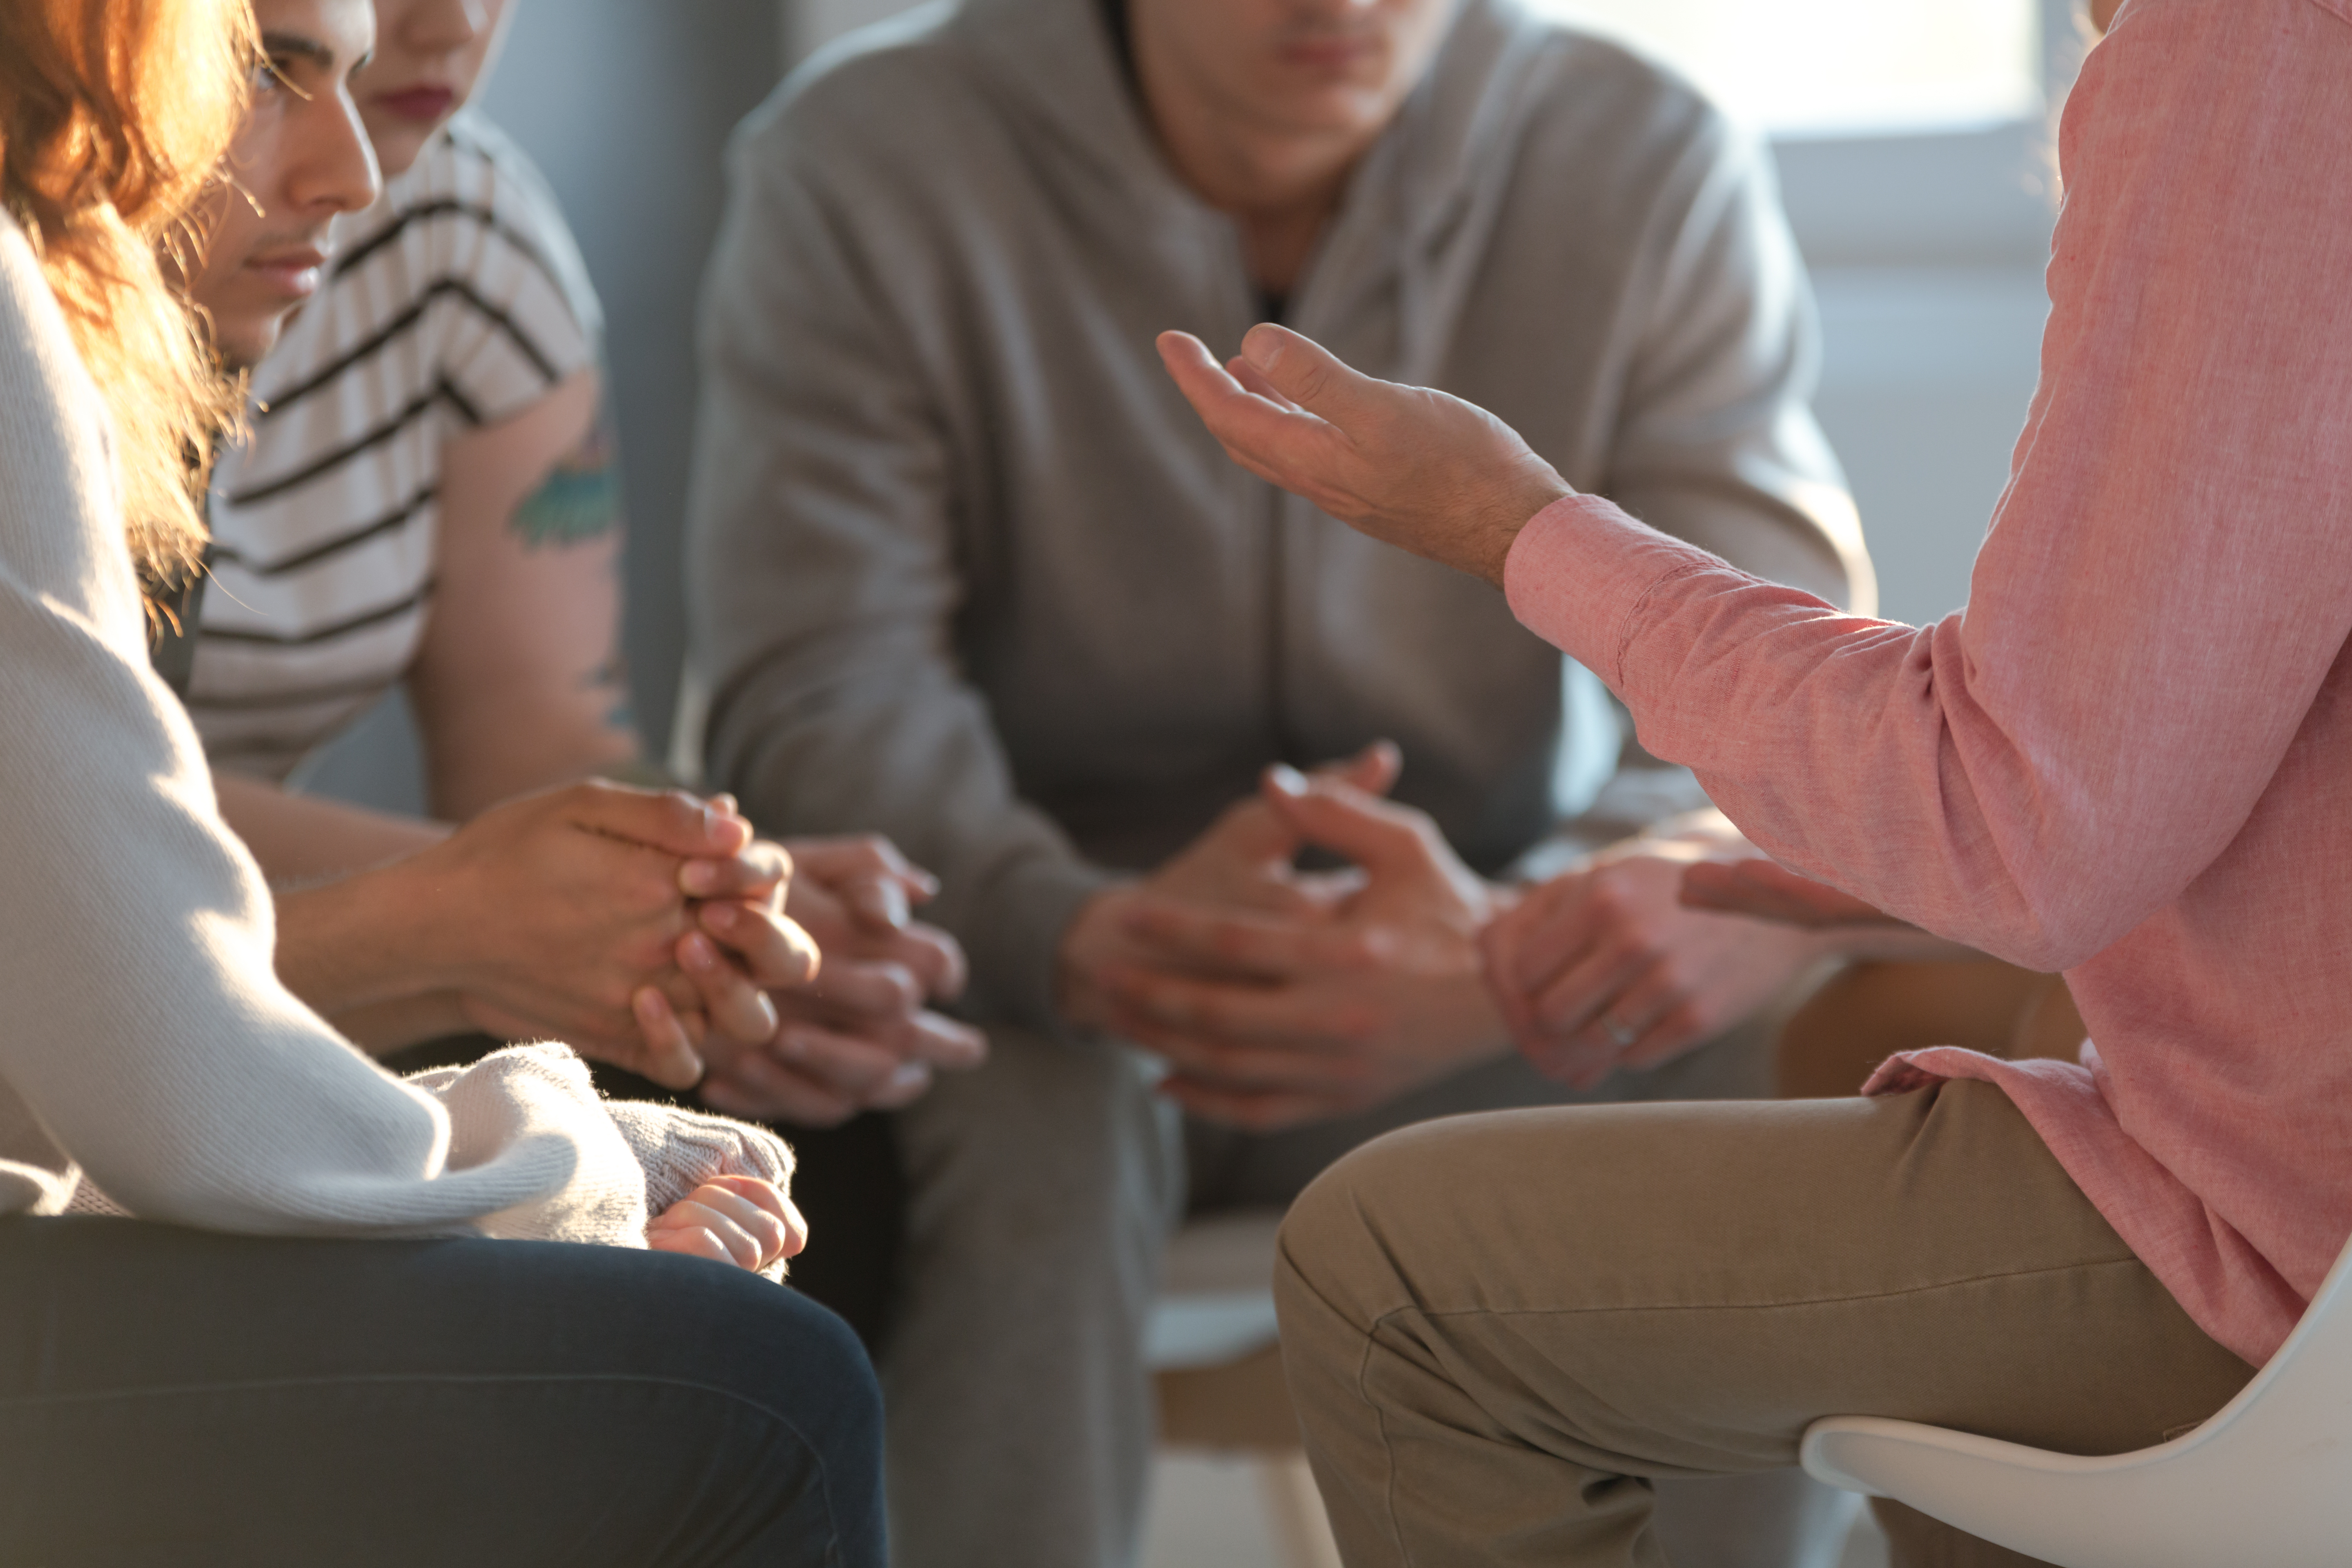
304;0;784;811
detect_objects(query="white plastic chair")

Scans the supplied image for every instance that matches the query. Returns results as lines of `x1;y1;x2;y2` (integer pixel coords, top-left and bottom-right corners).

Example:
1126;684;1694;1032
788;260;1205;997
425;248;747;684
1801;1229;2352;1567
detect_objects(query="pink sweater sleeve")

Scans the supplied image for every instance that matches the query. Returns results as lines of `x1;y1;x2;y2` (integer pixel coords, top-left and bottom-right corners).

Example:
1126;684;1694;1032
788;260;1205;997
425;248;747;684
1507;0;2352;973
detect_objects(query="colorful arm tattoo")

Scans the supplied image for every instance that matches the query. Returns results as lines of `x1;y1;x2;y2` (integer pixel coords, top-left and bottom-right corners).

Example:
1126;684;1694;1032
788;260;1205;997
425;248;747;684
510;388;625;548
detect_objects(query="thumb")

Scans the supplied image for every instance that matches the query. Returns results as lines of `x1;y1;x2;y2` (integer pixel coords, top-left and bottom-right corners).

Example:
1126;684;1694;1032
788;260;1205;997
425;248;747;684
1241;324;1385;430
1198;792;1307;866
1260;764;1437;878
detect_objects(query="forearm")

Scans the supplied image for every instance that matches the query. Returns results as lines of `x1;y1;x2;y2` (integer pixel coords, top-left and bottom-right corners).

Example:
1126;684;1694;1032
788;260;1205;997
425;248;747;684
327;991;476;1056
216;780;479;1045
214;771;449;883
270;858;460;1036
423;711;642;824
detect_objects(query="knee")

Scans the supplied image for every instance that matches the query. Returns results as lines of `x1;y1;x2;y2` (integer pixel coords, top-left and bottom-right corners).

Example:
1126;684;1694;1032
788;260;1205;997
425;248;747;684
730;1276;884;1452
1274;1125;1429;1344
624;1258;884;1467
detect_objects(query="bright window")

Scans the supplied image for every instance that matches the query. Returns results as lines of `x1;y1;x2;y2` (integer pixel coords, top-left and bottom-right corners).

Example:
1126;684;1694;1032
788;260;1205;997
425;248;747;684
1527;0;2044;138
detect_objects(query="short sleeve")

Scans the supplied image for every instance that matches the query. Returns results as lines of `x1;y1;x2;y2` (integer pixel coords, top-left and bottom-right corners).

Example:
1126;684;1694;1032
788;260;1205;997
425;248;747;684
423;113;602;428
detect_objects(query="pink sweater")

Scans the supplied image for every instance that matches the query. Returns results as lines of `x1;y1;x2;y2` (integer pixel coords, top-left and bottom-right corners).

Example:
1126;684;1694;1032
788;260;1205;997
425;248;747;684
1503;0;2352;1368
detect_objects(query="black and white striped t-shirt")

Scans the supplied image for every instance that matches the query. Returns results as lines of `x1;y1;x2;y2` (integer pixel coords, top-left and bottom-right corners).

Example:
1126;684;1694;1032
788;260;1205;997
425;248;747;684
191;113;601;779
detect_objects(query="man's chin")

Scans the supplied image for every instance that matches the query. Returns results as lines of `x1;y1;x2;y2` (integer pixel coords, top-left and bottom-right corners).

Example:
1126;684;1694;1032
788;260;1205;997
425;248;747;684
205;309;296;375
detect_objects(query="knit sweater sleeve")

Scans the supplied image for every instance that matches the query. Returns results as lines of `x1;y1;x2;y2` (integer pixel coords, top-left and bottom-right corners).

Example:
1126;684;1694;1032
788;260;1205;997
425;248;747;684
0;216;662;1244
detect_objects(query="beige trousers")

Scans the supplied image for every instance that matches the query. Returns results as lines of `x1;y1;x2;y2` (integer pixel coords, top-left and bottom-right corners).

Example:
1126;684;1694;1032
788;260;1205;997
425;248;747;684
1273;1078;2254;1567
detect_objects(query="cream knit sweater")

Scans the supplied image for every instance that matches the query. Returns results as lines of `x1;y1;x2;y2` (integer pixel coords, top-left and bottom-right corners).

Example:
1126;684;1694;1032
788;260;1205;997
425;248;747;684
0;212;787;1245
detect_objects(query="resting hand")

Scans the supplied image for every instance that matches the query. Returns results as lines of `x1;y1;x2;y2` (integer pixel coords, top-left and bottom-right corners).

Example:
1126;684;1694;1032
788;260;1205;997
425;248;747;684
679;834;987;1127
1482;823;1829;1089
646;1174;806;1274
1089;766;1507;1132
1058;744;1403;1037
1157;324;1570;586
779;833;967;998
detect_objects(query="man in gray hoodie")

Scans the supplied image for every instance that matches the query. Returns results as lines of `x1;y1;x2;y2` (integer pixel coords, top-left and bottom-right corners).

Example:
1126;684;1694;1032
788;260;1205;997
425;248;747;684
687;0;1874;1562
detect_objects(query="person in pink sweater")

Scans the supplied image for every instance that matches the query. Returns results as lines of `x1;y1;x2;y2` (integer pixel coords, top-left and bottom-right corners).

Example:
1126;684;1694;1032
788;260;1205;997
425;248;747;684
1158;0;2351;1562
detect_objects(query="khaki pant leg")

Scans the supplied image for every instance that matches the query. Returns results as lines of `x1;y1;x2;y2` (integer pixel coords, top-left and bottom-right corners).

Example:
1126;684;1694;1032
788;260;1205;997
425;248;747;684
1191;1000;1851;1566
1274;1080;2252;1568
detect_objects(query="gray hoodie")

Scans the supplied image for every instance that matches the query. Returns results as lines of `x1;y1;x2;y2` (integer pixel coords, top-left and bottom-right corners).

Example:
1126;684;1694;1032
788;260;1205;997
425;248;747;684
686;0;1871;1031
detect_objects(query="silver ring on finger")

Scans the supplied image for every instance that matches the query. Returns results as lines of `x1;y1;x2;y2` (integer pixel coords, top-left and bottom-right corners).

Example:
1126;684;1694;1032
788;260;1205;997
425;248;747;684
1602;1014;1640;1049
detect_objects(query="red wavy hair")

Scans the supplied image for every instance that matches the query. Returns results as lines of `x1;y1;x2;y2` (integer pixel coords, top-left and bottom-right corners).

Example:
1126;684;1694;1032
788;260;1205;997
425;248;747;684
0;0;254;595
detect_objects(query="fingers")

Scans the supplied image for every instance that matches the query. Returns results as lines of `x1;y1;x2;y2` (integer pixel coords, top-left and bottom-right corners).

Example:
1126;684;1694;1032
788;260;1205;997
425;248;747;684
841;922;965;1001
895;922;968;999
1100;962;1376;1058
696;1012;936;1125
703;1172;807;1260
1549;960;1683;1072
561;779;751;861
680;837;793;903
1484;869;1612;998
903;1008;987;1071
1225;353;1303;412
678;929;782;1045
694;1052;861;1127
1120;897;1380;982
1192;792;1310;873
696;899;821;989
1260;764;1445;880
646;1176;800;1271
785;833;942;929
782;958;989;1069
1237;322;1384;427
628;987;706;1091
1526;931;1649;1038
1155;330;1345;481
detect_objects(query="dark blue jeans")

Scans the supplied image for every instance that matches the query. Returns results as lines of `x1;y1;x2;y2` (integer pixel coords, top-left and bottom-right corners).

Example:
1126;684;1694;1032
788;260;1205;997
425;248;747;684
0;1217;884;1566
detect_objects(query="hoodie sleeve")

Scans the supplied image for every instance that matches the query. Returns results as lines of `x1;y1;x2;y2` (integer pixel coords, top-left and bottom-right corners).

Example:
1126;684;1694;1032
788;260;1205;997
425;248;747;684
686;110;1114;1035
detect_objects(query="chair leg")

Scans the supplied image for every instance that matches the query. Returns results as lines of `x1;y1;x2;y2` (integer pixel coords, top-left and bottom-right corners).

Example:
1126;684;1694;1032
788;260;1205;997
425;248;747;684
1256;1450;1343;1568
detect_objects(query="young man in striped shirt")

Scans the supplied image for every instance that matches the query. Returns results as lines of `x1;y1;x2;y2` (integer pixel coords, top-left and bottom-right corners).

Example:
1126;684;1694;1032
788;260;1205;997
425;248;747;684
175;0;976;1339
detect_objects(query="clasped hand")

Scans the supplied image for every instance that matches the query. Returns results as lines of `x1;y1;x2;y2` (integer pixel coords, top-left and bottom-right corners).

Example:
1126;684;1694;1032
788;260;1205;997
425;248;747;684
394;782;980;1116
688;835;987;1128
1060;746;1510;1133
1481;817;1835;1089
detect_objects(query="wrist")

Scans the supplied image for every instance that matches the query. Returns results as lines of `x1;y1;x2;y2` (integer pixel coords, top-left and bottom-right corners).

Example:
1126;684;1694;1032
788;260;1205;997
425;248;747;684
1471;467;1572;587
1053;886;1130;1032
329;991;474;1055
270;857;449;1018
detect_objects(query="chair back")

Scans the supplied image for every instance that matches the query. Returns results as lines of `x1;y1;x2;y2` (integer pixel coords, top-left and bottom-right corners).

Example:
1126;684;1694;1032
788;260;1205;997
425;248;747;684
1800;1226;2352;1568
